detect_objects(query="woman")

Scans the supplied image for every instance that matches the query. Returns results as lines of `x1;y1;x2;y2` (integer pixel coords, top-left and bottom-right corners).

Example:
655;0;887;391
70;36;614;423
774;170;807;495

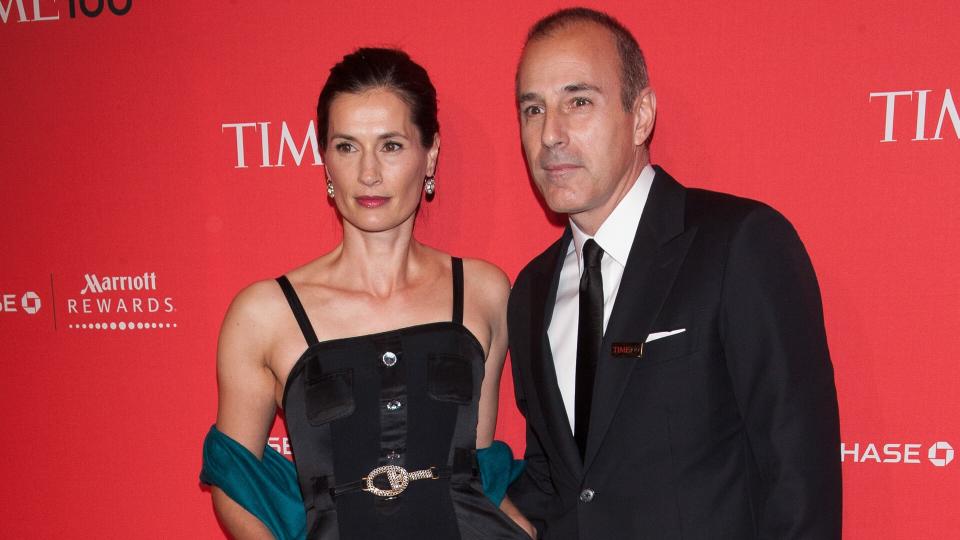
202;48;534;539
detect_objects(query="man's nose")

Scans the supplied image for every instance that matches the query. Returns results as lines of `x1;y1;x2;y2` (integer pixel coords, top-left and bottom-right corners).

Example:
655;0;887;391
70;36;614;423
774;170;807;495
541;110;567;148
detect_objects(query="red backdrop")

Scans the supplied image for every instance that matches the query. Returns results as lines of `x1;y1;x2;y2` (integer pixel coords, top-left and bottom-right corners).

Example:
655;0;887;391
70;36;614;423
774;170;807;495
2;1;958;537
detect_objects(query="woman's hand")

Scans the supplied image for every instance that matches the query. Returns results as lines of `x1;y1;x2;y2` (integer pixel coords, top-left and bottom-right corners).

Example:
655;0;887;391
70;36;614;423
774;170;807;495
500;495;537;539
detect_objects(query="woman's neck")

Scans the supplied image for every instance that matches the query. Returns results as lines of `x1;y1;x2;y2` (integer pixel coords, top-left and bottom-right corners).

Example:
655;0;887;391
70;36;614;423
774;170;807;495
333;219;423;297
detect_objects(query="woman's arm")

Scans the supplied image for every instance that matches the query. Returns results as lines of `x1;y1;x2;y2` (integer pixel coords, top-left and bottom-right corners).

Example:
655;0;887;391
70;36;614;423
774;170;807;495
470;261;537;539
473;261;510;448
211;282;284;539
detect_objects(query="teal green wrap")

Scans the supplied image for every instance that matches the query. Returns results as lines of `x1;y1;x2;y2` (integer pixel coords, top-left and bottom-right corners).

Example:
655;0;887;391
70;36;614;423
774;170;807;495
476;440;526;507
200;425;306;540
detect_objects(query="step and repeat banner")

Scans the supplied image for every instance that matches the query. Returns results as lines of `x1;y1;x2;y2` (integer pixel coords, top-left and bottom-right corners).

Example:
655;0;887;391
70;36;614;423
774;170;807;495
2;1;957;538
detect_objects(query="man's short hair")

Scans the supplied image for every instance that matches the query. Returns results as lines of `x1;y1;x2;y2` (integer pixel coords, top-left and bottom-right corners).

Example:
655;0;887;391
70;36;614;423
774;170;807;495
520;7;649;112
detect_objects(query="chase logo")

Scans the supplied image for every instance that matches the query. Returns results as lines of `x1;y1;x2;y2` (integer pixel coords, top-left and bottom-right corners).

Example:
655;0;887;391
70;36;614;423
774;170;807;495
20;291;41;314
1;291;42;315
928;441;954;468
841;440;955;467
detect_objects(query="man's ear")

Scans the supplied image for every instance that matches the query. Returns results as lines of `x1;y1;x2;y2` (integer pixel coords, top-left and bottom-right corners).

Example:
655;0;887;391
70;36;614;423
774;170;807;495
632;87;657;147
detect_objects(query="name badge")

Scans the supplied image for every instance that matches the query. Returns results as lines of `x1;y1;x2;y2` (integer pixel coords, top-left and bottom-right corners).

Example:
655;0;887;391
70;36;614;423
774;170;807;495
611;342;644;358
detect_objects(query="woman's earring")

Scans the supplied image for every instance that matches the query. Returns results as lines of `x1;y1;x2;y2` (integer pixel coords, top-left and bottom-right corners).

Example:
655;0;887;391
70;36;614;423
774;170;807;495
424;176;436;196
327;179;335;198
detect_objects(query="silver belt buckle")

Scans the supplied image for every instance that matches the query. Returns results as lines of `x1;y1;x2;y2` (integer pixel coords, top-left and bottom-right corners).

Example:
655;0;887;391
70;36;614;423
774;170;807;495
363;465;437;497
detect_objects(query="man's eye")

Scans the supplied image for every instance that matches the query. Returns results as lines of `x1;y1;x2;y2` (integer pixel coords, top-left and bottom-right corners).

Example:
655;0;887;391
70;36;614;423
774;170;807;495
523;105;544;116
335;142;355;153
382;141;403;152
572;97;591;107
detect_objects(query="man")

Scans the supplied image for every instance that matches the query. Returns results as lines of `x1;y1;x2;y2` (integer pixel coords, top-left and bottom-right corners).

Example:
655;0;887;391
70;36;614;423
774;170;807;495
507;8;842;539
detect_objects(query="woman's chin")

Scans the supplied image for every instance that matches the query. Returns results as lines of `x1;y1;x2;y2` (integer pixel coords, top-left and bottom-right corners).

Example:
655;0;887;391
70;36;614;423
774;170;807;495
342;214;417;235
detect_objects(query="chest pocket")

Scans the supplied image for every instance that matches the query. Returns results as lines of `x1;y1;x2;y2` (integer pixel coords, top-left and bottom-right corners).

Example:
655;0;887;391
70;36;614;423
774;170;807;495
638;308;710;367
427;353;474;404
304;368;355;425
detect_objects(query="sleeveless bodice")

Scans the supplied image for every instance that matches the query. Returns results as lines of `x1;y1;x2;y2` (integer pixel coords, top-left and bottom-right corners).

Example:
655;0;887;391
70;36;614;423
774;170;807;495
276;259;526;539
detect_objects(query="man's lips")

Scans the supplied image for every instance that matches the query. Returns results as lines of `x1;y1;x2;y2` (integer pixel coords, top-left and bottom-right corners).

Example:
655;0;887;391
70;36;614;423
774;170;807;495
355;196;389;208
541;163;582;178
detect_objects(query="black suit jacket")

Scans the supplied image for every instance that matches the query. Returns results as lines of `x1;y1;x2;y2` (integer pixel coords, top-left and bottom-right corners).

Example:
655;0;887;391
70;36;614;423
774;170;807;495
507;167;841;539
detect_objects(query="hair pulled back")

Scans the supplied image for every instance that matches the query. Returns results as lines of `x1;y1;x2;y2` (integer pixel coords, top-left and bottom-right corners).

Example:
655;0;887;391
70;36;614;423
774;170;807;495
317;48;439;150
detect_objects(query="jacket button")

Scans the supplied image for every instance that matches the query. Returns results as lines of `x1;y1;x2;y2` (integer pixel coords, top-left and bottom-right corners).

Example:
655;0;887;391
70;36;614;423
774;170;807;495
386;399;402;411
579;488;595;503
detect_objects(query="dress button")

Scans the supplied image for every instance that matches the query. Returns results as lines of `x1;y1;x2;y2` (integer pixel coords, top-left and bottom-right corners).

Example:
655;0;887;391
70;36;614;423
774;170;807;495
381;351;398;367
386;399;403;411
579;488;595;503
386;451;400;461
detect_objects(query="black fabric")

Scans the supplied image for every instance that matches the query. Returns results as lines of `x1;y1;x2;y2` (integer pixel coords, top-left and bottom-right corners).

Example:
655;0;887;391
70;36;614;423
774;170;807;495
279;258;528;539
574;239;603;459
452;257;464;325
277;275;320;346
507;167;842;539
428;353;474;404
306;476;339;540
304;369;355;426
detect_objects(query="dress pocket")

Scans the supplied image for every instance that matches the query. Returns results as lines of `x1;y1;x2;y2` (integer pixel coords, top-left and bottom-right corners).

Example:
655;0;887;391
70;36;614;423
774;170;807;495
427;353;474;404
304;369;355;425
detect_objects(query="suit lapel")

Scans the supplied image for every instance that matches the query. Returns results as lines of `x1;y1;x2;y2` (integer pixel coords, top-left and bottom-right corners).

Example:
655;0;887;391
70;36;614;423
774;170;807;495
583;168;698;470
528;229;585;477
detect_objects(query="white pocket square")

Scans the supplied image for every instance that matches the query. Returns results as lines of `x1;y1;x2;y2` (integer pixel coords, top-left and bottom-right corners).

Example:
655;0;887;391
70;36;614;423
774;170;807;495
645;328;686;343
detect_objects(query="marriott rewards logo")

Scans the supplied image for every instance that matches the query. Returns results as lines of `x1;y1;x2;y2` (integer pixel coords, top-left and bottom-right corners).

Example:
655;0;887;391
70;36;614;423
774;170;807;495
65;271;177;331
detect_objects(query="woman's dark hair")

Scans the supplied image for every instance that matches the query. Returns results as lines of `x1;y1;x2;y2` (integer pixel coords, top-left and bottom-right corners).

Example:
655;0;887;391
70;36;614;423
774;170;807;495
317;47;439;150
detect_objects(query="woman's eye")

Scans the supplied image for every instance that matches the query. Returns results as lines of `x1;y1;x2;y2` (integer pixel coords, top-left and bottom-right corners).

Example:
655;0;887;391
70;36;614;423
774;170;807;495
382;141;403;152
335;142;355;153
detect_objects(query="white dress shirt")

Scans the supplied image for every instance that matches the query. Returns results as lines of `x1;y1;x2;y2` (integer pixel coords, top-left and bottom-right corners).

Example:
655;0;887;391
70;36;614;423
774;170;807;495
547;164;655;432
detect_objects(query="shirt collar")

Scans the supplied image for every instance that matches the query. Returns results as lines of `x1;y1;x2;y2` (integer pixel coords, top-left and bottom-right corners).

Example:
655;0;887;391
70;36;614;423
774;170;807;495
570;164;655;271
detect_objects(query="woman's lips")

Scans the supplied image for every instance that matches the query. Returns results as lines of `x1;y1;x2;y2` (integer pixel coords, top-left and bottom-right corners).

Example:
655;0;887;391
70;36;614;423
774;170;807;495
355;196;390;208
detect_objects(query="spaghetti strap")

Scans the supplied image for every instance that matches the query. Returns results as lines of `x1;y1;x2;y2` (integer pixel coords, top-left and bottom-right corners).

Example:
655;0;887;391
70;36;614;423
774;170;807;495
275;276;320;347
451;257;464;325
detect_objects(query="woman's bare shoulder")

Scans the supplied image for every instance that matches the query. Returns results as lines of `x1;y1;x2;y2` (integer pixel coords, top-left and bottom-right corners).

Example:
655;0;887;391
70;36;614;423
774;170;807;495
228;250;338;317
461;257;510;306
462;257;509;287
217;278;295;356
226;278;288;322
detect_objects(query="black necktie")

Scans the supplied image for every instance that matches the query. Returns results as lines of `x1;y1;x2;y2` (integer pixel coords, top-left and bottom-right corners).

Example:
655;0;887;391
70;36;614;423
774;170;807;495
575;239;604;459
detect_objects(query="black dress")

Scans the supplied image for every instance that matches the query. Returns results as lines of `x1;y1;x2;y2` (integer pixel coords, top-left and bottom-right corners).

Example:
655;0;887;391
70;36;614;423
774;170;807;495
277;258;528;539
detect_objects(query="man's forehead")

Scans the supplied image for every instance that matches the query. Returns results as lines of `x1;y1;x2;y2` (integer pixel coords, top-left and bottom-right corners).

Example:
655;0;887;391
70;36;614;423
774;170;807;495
524;21;616;59
518;27;618;96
